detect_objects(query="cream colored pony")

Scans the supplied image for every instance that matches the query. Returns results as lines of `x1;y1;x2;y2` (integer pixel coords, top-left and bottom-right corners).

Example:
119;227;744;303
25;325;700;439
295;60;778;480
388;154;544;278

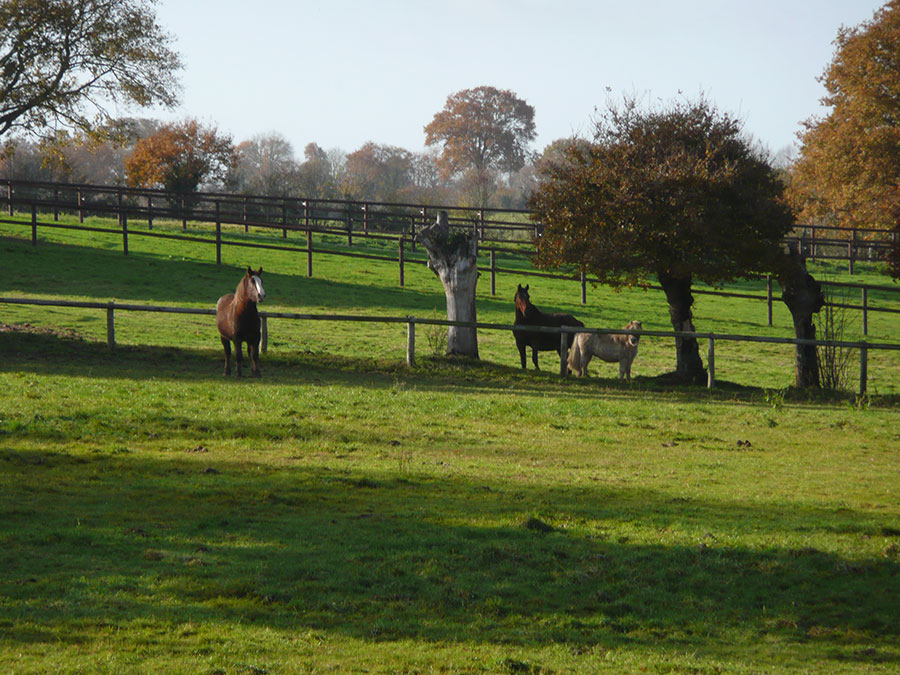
568;320;642;380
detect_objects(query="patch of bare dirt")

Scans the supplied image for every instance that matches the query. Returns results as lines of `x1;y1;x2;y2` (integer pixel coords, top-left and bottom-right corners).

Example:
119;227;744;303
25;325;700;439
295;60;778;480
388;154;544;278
0;322;84;340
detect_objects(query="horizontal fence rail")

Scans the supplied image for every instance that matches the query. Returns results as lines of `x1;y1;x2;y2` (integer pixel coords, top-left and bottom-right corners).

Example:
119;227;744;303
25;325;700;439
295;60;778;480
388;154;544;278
4;192;900;337
3;296;896;396
3;177;897;261
3;179;900;342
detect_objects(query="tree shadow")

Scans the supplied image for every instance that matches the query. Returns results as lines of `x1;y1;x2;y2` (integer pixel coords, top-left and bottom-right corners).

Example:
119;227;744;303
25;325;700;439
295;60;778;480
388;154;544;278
0;234;525;319
7;328;900;408
1;444;898;665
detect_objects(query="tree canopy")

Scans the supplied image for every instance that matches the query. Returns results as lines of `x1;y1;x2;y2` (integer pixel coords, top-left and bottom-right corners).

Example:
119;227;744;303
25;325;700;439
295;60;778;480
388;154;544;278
0;0;182;140
232;133;298;197
531;96;794;288
125;118;234;194
790;0;900;231
424;86;535;206
530;95;795;381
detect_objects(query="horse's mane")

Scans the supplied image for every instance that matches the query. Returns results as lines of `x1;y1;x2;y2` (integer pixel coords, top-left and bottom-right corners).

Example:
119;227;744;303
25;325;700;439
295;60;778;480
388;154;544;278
514;291;530;316
234;274;251;303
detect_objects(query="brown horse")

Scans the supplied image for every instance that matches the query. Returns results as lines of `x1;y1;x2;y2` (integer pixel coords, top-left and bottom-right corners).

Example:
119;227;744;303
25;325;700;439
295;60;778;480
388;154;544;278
513;284;584;370
216;266;266;377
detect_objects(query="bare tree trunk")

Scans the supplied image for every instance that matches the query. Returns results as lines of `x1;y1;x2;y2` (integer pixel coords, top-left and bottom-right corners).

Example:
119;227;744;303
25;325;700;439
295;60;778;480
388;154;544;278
658;271;706;384
416;211;480;358
776;245;825;388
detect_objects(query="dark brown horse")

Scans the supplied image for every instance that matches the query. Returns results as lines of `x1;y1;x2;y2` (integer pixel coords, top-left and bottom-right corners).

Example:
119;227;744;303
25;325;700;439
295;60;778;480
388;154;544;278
513;284;584;370
216;266;266;377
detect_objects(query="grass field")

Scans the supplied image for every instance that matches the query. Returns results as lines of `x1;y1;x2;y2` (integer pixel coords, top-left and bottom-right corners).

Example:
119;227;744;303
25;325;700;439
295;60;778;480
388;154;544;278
1;213;900;673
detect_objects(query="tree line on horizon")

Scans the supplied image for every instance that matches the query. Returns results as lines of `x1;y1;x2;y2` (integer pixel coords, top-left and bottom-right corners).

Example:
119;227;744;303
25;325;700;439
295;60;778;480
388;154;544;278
0;110;540;210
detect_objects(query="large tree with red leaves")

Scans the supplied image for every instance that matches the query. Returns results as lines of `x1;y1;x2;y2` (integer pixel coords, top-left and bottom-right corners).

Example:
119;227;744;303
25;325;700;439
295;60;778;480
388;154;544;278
530;95;796;383
424;86;535;207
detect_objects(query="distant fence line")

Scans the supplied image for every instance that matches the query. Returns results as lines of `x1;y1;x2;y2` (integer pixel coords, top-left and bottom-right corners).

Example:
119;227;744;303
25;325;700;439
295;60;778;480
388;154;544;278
2;178;900;336
3;177;896;262
2;296;897;396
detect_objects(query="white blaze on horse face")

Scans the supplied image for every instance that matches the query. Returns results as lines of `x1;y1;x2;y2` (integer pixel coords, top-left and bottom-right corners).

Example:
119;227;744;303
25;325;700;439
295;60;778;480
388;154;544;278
251;275;266;302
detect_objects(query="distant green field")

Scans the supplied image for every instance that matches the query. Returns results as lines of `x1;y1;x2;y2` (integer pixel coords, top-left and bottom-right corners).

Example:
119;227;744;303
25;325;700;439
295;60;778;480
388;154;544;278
1;212;899;673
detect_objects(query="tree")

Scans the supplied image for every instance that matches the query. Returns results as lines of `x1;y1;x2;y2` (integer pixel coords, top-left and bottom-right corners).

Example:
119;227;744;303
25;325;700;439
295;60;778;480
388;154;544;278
416;211;479;359
776;245;825;388
295;143;337;198
530;96;795;383
125;118;234;194
790;1;900;232
424;86;536;207
0;0;181;140
343;142;412;202
232;133;298;197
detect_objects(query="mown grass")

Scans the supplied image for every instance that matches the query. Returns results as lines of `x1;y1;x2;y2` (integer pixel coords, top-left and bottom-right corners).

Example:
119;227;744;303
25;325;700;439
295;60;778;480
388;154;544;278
1;212;900;673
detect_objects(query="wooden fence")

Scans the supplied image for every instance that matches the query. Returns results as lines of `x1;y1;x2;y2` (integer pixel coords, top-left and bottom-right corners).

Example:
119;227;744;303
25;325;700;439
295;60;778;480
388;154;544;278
3;179;900;335
3;296;896;396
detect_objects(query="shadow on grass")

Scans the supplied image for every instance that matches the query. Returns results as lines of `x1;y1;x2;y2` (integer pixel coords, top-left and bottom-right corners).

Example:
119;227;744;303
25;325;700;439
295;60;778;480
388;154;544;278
4;326;898;409
0;442;898;665
1;234;524;319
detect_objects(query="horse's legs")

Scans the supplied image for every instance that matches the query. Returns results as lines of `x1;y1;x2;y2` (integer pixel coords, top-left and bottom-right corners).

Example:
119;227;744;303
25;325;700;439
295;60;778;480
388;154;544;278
221;337;232;376
531;347;540;370
248;340;261;377
518;344;527;369
234;339;244;376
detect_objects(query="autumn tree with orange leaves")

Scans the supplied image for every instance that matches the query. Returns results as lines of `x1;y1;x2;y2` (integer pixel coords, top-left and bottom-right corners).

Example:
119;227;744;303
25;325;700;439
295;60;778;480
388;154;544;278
790;1;900;244
125;118;234;195
424;86;536;207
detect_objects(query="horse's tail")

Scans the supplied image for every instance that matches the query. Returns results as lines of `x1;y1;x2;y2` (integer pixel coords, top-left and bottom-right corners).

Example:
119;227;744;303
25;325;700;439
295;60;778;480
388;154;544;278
567;333;583;374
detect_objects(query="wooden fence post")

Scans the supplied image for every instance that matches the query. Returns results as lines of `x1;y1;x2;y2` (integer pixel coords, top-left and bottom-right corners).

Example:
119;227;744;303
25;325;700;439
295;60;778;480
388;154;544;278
6;184;12;216
77;190;84;223
407;317;416;367
346;210;353;246
261;315;268;353
30;204;37;245
767;274;773;327
306;228;313;278
580;270;587;305
282;203;288;238
849;229;856;275
215;200;222;265
490;249;496;296
147;195;153;230
122;212;128;255
862;287;868;336
398;237;405;287
559;330;568;377
106;303;116;348
53;187;59;221
707;336;715;388
859;344;868;396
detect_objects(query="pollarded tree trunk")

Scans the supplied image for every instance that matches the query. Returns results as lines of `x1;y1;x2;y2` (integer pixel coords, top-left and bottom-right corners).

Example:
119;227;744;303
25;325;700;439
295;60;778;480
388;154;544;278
416;210;479;358
658;271;706;384
776;245;825;388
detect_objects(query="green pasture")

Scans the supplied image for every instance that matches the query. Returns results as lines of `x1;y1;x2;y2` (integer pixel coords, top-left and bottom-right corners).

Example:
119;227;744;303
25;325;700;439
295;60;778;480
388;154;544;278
1;213;900;673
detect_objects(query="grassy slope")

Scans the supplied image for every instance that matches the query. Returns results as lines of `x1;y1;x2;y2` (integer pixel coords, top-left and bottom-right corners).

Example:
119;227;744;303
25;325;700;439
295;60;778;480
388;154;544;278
1;215;900;673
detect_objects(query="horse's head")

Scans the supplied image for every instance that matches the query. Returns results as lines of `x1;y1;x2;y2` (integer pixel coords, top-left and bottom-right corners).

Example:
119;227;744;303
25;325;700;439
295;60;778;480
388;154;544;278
245;266;266;303
514;284;530;314
625;320;642;346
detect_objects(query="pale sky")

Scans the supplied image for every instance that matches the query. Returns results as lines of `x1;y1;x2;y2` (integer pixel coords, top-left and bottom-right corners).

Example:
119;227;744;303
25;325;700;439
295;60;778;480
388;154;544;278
151;0;884;159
